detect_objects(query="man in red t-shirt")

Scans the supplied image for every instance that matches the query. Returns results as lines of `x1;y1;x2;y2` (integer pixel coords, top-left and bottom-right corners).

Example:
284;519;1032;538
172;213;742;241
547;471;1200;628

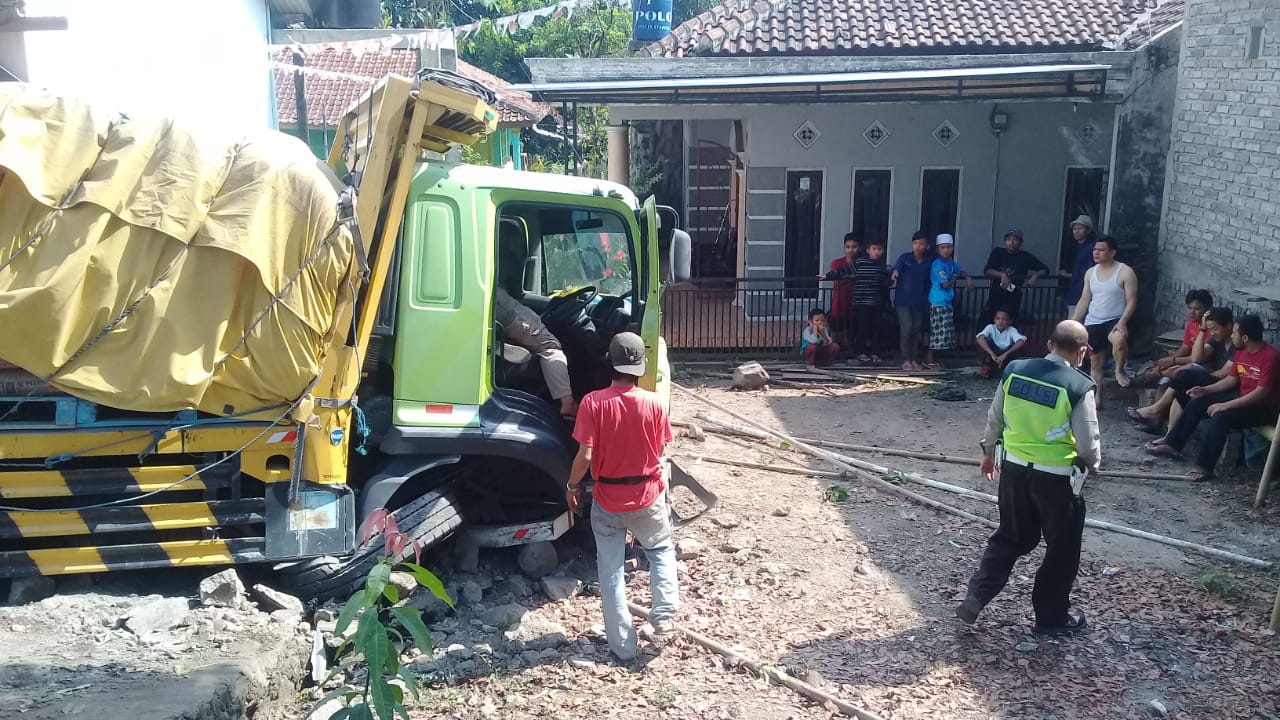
568;332;677;661
1145;314;1280;481
819;233;861;349
1139;289;1212;388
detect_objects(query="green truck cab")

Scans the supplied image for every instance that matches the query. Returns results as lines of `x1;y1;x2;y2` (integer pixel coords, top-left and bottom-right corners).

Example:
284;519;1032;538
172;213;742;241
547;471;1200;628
274;164;691;597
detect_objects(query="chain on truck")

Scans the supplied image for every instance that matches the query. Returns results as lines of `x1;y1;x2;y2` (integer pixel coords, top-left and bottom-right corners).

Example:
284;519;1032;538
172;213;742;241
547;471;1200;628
0;70;693;599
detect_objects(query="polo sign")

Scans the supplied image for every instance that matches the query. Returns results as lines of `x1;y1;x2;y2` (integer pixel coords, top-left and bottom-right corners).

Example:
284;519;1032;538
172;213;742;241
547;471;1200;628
632;0;672;41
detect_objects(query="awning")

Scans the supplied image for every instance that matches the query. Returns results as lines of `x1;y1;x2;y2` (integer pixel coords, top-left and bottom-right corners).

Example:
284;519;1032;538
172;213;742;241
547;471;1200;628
516;63;1110;105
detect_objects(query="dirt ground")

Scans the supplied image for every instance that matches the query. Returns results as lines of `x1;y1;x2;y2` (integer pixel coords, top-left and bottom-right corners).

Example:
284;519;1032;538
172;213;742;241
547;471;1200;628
402;364;1280;720
5;364;1280;720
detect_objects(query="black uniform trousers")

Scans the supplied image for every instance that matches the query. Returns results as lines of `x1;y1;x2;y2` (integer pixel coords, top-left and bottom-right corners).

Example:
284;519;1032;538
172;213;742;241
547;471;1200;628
965;460;1086;626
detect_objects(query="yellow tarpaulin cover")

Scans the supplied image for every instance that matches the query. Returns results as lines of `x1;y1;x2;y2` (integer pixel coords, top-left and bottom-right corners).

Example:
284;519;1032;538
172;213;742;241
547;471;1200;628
0;84;358;416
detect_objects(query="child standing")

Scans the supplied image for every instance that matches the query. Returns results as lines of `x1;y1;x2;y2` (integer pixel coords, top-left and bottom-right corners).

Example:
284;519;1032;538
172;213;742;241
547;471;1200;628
975;309;1028;377
926;234;972;368
821;233;861;349
800;308;840;367
850;241;892;363
892;231;935;371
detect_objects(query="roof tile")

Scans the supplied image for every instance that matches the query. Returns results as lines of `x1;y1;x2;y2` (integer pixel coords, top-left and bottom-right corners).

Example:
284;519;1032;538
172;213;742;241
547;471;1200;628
273;47;552;129
641;0;1184;57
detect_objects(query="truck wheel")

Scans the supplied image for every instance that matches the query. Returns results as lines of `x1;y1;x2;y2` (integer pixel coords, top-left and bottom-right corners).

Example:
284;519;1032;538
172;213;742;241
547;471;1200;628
271;489;462;601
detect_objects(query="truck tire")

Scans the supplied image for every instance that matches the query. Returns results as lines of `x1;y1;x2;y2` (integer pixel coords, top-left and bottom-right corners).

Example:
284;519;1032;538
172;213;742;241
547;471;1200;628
271;489;462;601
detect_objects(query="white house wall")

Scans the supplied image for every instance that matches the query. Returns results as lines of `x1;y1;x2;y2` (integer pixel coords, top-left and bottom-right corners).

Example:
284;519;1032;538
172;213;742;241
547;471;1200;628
615;100;1115;277
21;0;274;129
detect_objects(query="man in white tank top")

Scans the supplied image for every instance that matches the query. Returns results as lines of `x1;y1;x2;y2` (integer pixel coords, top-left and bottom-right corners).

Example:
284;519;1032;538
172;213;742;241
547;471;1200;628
1070;236;1138;400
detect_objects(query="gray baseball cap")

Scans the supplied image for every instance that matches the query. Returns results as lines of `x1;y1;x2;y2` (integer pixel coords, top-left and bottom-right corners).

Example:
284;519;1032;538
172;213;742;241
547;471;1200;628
609;332;647;376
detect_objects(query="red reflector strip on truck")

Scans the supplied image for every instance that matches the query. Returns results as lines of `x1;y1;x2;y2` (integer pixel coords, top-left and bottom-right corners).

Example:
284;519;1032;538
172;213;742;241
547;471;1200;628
425;404;454;414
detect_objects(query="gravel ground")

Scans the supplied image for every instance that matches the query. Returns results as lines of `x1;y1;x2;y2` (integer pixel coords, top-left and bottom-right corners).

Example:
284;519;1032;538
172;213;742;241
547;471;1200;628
378;366;1280;720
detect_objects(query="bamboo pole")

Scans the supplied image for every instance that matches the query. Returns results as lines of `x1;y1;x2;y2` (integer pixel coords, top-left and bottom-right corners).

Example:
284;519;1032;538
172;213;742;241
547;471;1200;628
690;414;1193;482
678;403;1273;569
626;601;887;720
673;383;999;529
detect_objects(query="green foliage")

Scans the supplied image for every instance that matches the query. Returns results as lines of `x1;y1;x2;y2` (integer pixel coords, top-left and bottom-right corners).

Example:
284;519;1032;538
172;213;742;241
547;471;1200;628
315;513;454;720
461;143;485;165
1192;565;1247;601
382;0;450;27
449;0;631;177
383;0;725;178
882;471;908;486
823;485;851;503
629;159;664;199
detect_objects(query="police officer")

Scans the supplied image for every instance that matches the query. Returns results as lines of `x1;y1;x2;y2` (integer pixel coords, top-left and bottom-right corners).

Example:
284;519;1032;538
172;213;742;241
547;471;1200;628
956;320;1101;634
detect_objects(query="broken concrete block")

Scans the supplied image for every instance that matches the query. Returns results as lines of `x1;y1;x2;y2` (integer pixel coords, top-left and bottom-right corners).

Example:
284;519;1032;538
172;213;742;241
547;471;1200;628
675;538;705;560
388;572;418;599
481;603;529;628
516;541;558;578
540;576;583;601
505;615;568;651
252;584;305;615
732;362;770;390
198;569;245;607
124;597;191;636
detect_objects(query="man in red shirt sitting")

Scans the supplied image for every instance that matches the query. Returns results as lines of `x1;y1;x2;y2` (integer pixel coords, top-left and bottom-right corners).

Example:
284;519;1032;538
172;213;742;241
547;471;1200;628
567;332;678;661
1144;314;1280;481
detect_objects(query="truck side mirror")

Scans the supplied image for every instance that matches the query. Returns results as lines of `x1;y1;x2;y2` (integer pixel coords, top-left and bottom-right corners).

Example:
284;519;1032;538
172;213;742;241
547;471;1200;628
654;205;690;285
669;228;691;284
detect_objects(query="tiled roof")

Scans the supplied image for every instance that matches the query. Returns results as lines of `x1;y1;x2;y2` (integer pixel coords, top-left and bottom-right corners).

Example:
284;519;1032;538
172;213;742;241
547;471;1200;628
1114;0;1185;49
455;60;554;128
641;0;1184;58
274;47;418;127
273;47;551;129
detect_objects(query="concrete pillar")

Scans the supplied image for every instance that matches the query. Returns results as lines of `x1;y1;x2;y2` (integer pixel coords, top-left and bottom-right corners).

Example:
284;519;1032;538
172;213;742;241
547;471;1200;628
606;123;630;188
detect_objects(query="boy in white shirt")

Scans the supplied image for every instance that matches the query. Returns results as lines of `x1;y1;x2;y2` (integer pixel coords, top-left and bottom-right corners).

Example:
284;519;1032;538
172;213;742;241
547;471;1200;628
975;309;1027;378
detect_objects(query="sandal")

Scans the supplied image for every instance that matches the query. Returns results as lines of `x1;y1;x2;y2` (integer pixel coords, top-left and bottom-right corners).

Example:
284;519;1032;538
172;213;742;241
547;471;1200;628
1115;372;1132;388
869;354;882;364
1186;469;1216;482
1125;407;1146;424
857;354;873;364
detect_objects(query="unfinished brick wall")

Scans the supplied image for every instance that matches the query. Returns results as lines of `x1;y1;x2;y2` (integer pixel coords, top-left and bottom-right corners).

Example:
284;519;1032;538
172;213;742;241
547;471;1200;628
1158;0;1280;338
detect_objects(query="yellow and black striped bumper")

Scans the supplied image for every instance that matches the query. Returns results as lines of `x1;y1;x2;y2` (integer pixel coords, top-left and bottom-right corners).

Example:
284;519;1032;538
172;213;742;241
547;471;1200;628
2;538;266;577
0;423;320;579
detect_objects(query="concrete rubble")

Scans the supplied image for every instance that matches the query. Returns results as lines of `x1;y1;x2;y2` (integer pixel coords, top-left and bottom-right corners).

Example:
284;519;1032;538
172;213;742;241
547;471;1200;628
732;362;770;390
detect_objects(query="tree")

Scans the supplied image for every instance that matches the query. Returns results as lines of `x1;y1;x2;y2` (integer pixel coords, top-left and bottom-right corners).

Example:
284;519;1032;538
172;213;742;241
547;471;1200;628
450;0;631;176
380;0;717;177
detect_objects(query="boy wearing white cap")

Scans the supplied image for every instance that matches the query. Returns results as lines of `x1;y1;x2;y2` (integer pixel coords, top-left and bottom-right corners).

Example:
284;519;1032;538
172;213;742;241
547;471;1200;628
926;234;973;368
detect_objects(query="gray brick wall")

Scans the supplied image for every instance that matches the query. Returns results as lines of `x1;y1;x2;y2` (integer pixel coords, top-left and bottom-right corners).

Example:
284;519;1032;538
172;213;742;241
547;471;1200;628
1158;0;1280;339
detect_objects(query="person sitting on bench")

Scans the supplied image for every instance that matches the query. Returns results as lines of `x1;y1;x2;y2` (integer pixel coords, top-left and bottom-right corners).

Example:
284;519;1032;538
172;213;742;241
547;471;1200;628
1127;306;1235;435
